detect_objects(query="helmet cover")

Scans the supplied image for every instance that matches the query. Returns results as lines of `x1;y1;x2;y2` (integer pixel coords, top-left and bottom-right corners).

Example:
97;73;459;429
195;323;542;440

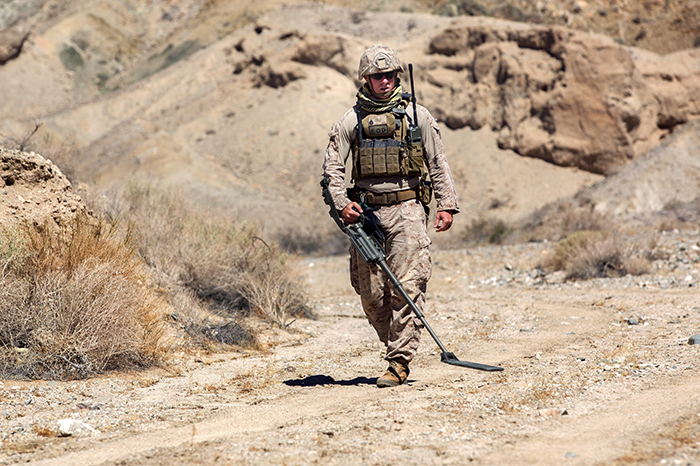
357;45;404;80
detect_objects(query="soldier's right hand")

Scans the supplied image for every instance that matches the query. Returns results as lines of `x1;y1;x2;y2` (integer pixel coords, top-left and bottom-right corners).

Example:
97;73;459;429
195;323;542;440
341;202;363;224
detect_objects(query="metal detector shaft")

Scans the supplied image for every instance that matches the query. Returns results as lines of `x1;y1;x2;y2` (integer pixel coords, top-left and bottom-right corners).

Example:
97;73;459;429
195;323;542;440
376;260;445;353
375;259;503;372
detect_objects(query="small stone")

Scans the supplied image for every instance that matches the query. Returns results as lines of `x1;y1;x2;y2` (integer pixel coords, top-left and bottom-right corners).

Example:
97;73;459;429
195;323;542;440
539;408;568;416
627;318;639;325
565;451;577;458
57;419;98;437
688;334;700;345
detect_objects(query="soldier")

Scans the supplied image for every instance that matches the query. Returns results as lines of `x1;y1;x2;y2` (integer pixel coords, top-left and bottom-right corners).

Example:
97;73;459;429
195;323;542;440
322;45;460;387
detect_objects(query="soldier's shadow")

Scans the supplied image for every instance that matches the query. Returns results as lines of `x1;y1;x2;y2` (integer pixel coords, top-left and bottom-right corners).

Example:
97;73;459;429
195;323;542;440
283;375;376;387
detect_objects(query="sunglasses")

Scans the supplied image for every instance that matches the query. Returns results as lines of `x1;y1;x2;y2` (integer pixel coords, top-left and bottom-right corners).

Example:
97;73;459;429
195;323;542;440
369;71;398;80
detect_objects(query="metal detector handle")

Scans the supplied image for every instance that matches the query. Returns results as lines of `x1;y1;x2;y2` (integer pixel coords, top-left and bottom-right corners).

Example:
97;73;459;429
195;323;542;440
320;177;385;264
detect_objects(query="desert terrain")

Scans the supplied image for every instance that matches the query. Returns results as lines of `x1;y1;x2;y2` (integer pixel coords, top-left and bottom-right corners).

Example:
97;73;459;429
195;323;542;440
1;235;699;465
1;0;700;464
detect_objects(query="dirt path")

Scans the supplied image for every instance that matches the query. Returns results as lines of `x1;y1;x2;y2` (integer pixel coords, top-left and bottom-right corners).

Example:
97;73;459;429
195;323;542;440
2;240;700;465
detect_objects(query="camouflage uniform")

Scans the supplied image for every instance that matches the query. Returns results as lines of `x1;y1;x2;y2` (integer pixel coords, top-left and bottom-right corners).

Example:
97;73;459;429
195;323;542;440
322;46;459;368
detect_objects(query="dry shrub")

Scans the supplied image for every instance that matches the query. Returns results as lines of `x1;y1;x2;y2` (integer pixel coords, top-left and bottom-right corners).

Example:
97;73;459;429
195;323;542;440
556;201;606;235
464;217;513;245
466;201;607;246
166;288;259;350
277;228;348;256
623;255;650;276
542;228;652;280
518;200;608;243
235;249;309;327
112;183;310;330
0;215;167;379
31;425;58;438
542;230;627;280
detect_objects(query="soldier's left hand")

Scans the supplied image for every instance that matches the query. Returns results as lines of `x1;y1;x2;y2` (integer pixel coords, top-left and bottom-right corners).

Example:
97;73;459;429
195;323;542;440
434;211;453;232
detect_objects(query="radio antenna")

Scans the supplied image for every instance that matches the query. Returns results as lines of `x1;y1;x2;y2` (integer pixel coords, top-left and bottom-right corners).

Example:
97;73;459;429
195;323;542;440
408;63;419;127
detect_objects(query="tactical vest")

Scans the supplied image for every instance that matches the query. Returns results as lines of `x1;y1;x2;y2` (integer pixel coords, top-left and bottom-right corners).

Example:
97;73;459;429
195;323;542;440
351;99;425;181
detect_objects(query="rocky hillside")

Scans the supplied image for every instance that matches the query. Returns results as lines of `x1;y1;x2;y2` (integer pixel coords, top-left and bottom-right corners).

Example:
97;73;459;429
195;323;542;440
0;0;698;249
433;0;700;55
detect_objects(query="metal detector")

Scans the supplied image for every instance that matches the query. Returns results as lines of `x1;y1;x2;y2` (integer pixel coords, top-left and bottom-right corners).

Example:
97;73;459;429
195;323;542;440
321;177;504;372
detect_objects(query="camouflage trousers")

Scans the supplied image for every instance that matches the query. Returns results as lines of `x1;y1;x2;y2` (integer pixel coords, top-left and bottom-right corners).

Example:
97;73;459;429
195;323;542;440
349;200;432;365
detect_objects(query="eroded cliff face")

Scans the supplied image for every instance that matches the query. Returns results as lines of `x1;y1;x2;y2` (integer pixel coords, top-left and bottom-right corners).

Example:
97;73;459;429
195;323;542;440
420;21;700;174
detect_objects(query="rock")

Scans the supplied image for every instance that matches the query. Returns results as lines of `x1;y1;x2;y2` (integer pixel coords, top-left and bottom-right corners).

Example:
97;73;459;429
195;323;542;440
255;60;306;88
627;318;640;325
0;26;29;65
291;33;361;78
572;1;586;13
57;419;98;437
688;334;700;345
0;149;86;228
539;408;568;416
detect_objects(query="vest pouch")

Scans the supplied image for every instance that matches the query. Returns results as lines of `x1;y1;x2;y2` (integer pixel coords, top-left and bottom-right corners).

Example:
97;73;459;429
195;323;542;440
372;140;388;175
405;142;424;176
386;140;401;175
358;140;374;177
362;114;396;138
419;177;432;205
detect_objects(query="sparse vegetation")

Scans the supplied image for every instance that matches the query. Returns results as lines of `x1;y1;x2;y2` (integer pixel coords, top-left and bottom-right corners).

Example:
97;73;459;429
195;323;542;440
464;201;656;281
540;229;650;280
519;200;608;243
0;122;77;181
464;217;513;245
0;214;168;379
277;228;348;256
94;182;311;336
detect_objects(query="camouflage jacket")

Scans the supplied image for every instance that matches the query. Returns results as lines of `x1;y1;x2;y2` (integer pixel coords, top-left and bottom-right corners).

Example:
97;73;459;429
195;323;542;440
322;102;460;214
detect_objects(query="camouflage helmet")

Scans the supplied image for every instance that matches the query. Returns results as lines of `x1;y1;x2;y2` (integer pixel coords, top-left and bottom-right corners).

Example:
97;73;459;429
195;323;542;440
357;45;404;81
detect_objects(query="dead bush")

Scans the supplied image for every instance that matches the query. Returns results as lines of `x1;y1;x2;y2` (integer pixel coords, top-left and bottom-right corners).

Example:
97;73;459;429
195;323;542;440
464;217;513;245
108;182;311;330
276;228;348;256
542;230;627;280
623;255;650;276
519;201;608;242
167;289;259;351
0;214;167;379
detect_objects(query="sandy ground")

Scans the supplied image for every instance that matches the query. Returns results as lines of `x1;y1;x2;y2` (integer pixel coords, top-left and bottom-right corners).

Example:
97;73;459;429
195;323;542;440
1;230;700;466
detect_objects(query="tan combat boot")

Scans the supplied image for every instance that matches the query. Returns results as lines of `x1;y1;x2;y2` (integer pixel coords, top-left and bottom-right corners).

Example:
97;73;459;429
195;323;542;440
376;360;410;388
